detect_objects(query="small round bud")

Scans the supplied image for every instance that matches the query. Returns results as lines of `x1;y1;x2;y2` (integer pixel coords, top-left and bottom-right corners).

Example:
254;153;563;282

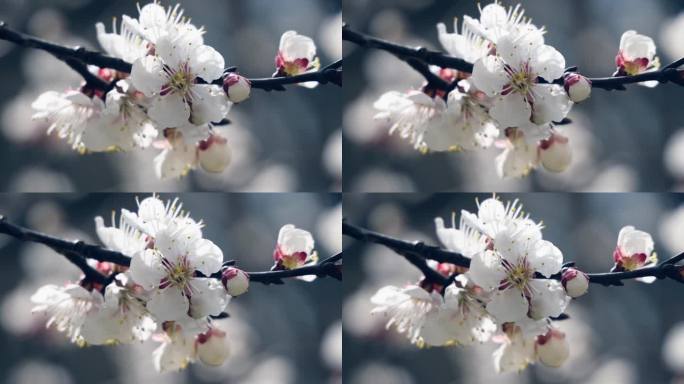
196;328;230;366
561;268;589;298
539;133;572;173
198;134;231;173
223;73;251;103
536;328;570;368
221;267;249;296
564;73;592;103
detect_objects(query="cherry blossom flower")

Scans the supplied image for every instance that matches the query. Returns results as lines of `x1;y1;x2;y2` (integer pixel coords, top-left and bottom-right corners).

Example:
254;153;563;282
423;81;500;153
420;276;496;347
436;18;490;63
123;3;203;47
434;212;487;258
80;274;156;345
561;268;589;298
275;31;320;88
468;221;569;324
153;129;200;179
616;30;660;87
493;323;538;373
535;327;570;368
374;90;446;150
221;267;250;297
130;27;229;128
471;27;571;127
495;127;541;178
539;132;572;173
273;225;318;281
196;326;230;366
464;2;544;45
563;73;592;102
81;81;158;152
152;322;198;372
197;132;232;173
613;225;658;283
31;90;104;151
128;223;228;323
370;285;442;344
30;283;100;344
95;18;148;63
223;73;252;103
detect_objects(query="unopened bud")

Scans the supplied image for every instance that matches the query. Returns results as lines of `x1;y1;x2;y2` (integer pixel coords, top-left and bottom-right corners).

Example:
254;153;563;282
223;73;251;103
221;267;249;296
196;328;230;366
539;133;572;173
561;268;589;298
198;134;231;173
536;328;570;368
564;73;591;103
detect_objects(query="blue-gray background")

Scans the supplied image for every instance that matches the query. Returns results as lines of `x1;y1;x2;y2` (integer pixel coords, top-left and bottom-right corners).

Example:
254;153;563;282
343;193;684;384
0;193;342;384
0;0;341;192
343;0;684;192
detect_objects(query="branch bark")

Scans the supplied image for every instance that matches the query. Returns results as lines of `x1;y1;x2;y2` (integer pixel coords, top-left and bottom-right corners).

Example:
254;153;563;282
343;220;684;287
0;215;342;286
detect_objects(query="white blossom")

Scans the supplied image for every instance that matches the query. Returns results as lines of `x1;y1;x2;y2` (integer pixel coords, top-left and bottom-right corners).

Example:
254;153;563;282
370;285;441;344
613;225;657;283
616;30;660;87
464;2;544;45
275;30;320;88
128;223;228;324
471;27;571;127
468;219;569;324
274;224;318;276
436;18;490;63
493;324;538;373
130;25;229;129
152;322;198;373
30;283;100;344
80;274;156;345
196;326;230;366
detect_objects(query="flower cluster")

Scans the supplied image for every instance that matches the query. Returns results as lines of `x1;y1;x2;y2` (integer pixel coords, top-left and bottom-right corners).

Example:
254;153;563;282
373;2;660;179
370;196;658;373
29;195;319;372
30;2;319;179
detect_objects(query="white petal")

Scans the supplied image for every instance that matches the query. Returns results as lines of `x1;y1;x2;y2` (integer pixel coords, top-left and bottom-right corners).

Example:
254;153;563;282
189;239;224;276
190;45;225;82
486;288;528;322
148;93;191;128
533;45;566;81
468;250;506;291
471;56;509;96
279;31;316;61
189;84;230;125
153;145;197;179
147;286;190;321
188;277;229;318
528;279;569;319
530;84;572;124
490;93;532;127
531;240;563;277
130;56;166;97
129;249;166;290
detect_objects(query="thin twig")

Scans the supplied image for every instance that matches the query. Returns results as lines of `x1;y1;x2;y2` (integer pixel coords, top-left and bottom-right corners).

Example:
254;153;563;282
0;216;342;286
343;220;684;287
343;24;684;92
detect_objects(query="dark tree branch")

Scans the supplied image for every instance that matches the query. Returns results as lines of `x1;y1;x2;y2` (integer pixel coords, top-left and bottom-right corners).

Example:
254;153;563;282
343;220;684;287
343;24;684;92
0;215;342;287
0;21;342;93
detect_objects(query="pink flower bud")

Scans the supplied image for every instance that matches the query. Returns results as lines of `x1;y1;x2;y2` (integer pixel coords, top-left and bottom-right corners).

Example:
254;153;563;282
221;267;249;296
539;133;572;173
536;328;569;368
222;73;251;103
561;268;589;298
198;134;231;173
563;73;591;102
196;328;230;366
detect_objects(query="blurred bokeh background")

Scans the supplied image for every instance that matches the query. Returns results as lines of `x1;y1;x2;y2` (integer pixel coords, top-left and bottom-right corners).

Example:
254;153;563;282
0;0;341;192
0;193;342;384
343;0;684;192
343;193;684;384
